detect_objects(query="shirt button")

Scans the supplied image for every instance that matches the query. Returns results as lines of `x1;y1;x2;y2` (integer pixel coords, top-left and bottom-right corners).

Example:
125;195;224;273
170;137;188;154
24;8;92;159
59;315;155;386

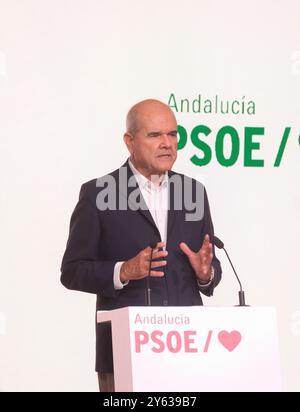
163;300;168;306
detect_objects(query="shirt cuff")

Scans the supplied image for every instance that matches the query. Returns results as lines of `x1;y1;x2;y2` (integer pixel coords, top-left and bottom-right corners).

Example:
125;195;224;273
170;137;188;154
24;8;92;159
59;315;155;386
197;266;215;288
113;261;129;290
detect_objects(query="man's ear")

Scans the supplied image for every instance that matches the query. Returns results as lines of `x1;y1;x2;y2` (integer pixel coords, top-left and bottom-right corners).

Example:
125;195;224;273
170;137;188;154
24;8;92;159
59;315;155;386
123;133;134;155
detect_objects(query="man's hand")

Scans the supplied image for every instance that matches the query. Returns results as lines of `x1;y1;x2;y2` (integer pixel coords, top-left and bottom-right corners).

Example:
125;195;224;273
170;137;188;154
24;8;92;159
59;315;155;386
120;242;167;282
179;234;213;283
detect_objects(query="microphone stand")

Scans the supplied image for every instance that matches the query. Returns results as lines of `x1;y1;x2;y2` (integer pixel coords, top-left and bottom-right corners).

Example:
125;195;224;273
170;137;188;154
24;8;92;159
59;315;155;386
213;235;249;307
146;246;154;306
222;247;247;306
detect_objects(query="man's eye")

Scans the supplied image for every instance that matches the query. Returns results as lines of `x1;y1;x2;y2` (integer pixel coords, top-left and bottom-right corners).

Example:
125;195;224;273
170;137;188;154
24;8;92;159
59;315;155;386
169;132;178;137
148;133;160;138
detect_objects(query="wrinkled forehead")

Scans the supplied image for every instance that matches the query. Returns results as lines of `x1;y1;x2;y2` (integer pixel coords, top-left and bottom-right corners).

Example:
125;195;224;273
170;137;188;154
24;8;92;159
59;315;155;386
137;108;177;132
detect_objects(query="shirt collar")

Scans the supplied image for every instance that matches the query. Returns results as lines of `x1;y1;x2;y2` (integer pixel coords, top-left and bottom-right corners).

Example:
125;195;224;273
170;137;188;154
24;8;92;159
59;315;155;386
128;159;168;191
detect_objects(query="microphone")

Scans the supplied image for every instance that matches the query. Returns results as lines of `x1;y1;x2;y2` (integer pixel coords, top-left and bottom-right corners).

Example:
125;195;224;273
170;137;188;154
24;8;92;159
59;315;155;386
212;235;248;306
145;242;157;306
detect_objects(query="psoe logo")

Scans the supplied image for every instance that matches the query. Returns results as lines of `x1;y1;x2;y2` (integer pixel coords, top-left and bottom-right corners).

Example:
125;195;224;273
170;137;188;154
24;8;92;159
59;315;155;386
0;50;7;76
0;312;6;336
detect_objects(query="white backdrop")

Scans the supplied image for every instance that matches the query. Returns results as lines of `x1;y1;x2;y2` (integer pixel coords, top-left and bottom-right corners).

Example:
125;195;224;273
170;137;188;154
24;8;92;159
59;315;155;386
0;0;299;391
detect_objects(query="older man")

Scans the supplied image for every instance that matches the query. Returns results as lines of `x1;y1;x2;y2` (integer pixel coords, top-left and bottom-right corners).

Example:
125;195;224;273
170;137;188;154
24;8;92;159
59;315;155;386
61;99;222;391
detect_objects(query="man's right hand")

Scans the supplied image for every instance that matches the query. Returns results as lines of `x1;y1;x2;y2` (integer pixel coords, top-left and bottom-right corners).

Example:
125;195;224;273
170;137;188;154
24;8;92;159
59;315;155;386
120;242;167;282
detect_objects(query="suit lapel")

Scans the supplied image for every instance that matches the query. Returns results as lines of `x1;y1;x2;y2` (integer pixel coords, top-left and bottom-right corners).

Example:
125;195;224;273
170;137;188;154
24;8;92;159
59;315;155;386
118;160;158;231
117;161;182;239
167;170;180;239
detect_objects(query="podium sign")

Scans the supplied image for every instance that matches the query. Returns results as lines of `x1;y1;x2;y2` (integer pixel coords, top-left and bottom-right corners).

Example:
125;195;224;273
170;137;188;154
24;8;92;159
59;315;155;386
97;306;281;392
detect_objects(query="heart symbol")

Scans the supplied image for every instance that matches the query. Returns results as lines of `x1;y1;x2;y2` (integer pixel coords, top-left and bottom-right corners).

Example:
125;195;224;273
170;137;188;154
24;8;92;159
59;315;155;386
218;331;241;352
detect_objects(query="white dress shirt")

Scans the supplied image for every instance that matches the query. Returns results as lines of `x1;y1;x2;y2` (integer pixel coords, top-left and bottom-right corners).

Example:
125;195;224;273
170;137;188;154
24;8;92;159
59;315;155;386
113;159;213;289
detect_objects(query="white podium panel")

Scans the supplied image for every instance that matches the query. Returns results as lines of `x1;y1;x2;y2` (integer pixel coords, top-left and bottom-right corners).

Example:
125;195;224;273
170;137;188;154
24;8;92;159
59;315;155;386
97;307;281;392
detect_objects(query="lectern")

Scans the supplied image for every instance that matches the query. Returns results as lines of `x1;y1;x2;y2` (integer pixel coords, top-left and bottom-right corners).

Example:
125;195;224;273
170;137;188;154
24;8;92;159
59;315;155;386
97;306;281;392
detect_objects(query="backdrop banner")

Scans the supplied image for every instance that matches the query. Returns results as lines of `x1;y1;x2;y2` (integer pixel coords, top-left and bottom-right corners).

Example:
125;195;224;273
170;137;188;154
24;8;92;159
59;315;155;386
0;0;299;391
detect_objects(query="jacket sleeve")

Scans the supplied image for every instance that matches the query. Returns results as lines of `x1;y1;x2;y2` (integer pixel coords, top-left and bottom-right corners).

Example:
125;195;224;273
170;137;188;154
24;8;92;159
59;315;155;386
198;187;222;297
60;182;118;298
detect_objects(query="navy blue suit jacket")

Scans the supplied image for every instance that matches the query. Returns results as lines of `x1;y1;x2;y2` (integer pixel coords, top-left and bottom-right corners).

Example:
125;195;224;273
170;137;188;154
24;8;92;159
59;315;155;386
61;161;222;371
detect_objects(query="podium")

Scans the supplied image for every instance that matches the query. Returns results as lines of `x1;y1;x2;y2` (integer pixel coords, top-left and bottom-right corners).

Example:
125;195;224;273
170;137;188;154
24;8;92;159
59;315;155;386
97;306;282;392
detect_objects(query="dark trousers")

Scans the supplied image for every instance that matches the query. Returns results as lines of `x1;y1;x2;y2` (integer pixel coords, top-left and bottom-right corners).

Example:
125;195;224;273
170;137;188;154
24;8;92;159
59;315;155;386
98;372;115;392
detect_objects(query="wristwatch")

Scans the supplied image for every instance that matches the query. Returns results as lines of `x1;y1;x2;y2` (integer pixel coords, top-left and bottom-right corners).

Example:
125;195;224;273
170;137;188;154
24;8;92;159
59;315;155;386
198;266;215;286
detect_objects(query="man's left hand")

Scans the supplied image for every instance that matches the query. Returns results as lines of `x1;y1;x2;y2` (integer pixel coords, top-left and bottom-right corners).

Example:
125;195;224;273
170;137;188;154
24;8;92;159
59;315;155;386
180;234;213;283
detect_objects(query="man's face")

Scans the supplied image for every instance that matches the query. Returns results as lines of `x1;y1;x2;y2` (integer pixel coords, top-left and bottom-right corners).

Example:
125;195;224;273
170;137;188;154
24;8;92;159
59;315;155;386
124;105;178;178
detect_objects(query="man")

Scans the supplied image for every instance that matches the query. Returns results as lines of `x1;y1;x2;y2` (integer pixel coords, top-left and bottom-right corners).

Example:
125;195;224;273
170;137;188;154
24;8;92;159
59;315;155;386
61;99;222;391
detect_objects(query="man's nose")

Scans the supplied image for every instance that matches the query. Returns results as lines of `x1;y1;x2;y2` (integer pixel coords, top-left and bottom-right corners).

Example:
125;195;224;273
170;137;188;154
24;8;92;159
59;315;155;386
159;133;172;147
